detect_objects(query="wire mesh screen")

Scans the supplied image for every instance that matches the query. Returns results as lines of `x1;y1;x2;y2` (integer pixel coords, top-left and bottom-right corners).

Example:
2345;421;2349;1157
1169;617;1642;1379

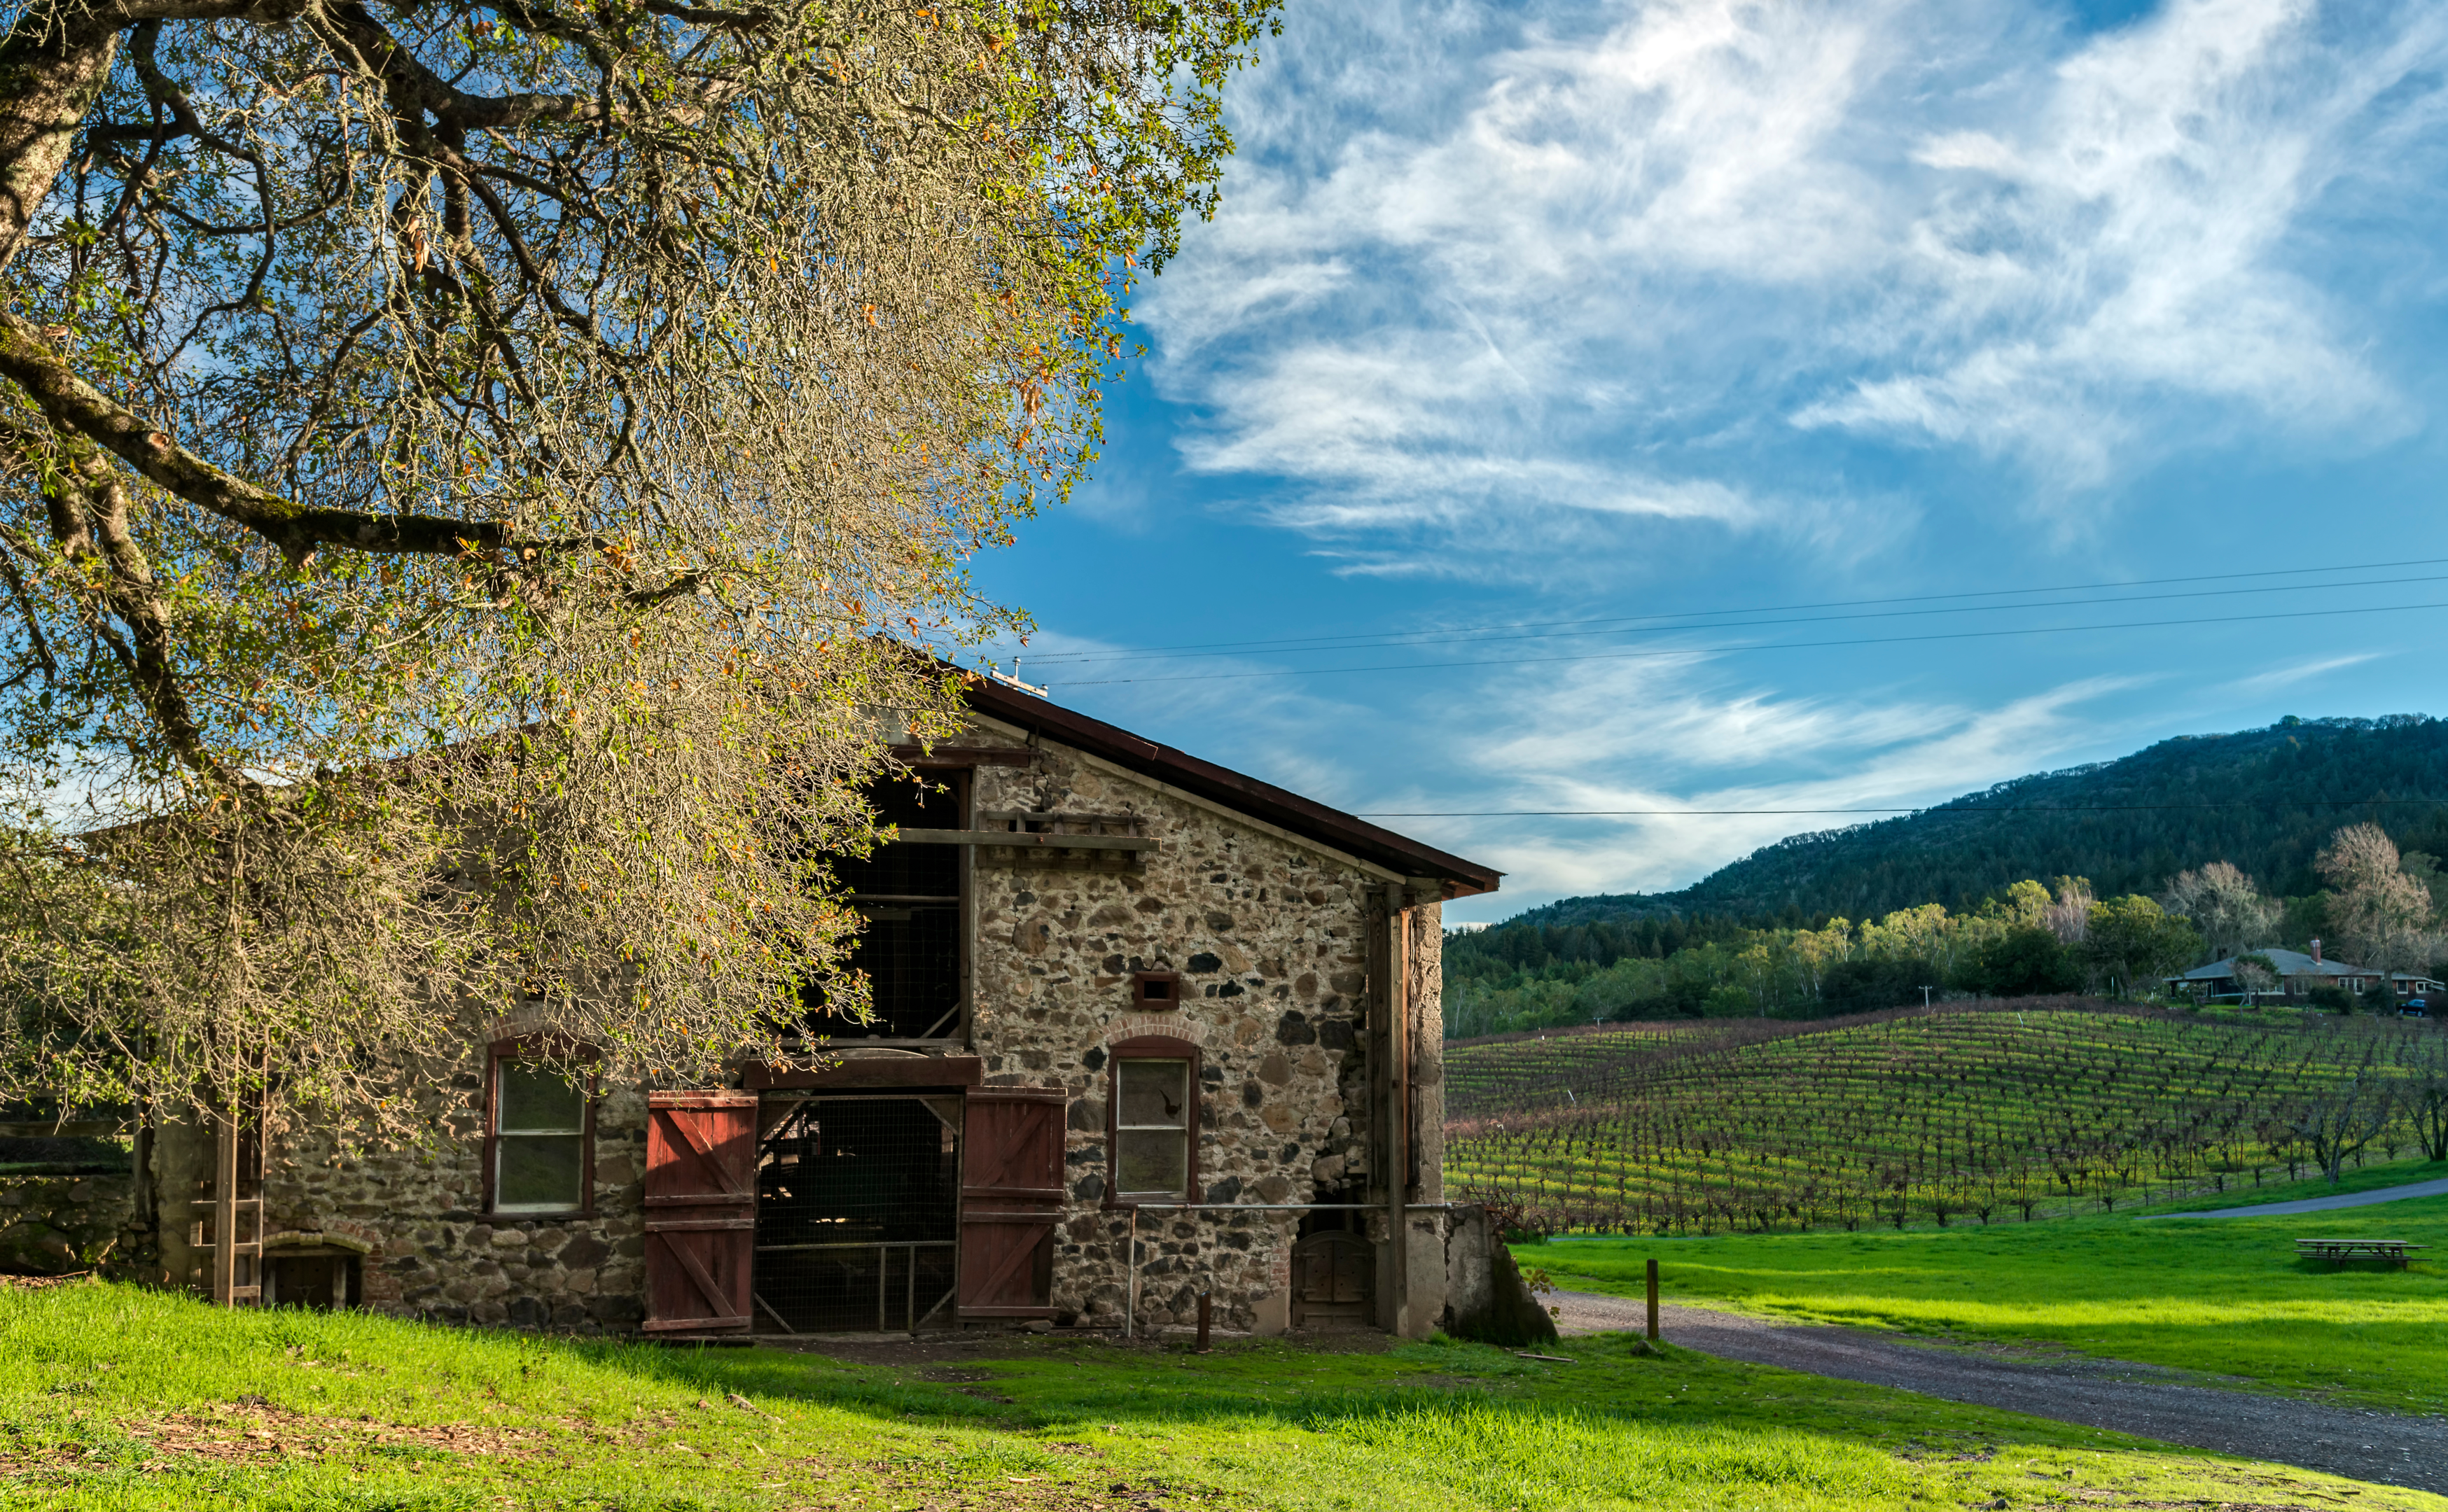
821;905;961;1039
804;774;964;1040
754;1095;960;1334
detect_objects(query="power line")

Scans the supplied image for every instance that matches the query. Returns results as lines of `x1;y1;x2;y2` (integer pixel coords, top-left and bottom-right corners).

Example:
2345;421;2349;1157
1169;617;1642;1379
996;552;2448;665
1019;570;2448;667
1043;598;2448;687
1356;798;2448;817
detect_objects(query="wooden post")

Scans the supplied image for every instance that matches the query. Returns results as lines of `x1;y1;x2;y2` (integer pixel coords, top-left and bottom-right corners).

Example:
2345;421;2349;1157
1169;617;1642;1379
1646;1258;1660;1341
211;1110;238;1306
1125;1206;1139;1341
1384;882;1409;1337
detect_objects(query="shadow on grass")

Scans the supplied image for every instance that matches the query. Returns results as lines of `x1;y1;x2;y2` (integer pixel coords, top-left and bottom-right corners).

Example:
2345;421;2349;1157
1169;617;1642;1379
21;1282;2417;1512
10;1276;2340;1481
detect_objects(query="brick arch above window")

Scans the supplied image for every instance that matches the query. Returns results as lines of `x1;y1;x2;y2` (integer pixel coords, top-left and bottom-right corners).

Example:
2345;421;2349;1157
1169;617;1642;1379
1106;1033;1202;1206
1105;1014;1211;1049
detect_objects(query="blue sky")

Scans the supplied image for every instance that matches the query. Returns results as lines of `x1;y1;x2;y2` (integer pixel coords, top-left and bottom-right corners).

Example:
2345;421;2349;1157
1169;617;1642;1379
969;0;2448;925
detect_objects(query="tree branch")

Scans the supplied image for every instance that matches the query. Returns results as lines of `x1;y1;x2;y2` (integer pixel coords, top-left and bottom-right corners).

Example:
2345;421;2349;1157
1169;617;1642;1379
0;312;509;557
315;2;606;132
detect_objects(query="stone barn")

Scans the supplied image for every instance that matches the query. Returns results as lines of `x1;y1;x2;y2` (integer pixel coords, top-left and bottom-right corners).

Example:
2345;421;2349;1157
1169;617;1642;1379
104;678;1502;1338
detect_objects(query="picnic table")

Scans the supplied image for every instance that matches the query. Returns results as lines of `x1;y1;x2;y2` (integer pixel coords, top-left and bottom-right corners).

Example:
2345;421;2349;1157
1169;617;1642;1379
2295;1238;2428;1268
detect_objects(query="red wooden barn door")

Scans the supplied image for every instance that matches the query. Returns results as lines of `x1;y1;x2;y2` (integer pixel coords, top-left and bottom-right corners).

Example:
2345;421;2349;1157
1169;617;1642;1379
957;1088;1066;1320
644;1091;757;1334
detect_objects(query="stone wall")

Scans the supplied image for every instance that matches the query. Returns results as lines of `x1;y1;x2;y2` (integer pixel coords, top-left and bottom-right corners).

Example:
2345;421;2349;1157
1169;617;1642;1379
964;722;1439;1334
249;1081;652;1331
0;1173;137;1275
36;716;1455;1338
137;1067;652;1329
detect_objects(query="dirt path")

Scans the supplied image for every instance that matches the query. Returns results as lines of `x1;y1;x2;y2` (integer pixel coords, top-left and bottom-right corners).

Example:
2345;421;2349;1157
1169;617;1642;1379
1551;1290;2448;1497
2137;1176;2448;1219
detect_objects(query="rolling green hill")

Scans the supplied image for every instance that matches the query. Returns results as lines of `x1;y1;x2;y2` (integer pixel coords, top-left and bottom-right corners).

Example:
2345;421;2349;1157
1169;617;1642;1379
1455;715;2448;978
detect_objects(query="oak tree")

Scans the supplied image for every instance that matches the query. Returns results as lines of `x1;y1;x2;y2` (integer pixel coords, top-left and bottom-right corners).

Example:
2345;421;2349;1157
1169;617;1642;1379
0;0;1274;1126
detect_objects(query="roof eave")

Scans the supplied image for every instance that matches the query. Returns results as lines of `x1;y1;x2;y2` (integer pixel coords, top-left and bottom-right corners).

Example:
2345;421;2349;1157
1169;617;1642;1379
959;679;1503;899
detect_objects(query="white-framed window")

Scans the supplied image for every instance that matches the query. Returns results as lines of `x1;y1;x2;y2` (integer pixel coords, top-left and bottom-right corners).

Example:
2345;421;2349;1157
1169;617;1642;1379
1111;1052;1192;1199
492;1057;590;1213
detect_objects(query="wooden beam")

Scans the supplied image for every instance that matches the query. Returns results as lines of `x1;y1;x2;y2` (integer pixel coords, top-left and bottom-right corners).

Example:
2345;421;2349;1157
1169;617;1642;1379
894;828;1155;853
213;1114;238;1306
744;1056;985;1090
889;745;1034;768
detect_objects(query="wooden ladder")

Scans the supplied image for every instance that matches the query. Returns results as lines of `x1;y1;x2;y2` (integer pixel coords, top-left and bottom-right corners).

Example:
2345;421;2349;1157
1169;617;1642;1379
194;1096;263;1306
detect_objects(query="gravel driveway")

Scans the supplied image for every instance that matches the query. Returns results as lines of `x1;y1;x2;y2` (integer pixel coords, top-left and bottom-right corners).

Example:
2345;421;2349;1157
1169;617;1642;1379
1551;1289;2448;1496
2136;1176;2448;1219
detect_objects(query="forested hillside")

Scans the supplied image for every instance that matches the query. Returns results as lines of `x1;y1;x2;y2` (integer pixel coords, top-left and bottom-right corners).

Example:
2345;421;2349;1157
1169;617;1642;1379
1463;713;2448;946
1444;715;2448;1036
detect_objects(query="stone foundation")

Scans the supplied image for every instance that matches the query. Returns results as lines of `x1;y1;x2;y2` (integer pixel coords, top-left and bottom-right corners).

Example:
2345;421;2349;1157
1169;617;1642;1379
0;1173;138;1275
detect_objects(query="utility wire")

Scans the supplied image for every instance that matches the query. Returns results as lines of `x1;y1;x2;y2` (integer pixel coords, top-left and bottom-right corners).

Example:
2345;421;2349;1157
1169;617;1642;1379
1043;598;2448;687
1020;570;2448;667
1355;799;2448;817
994;552;2448;665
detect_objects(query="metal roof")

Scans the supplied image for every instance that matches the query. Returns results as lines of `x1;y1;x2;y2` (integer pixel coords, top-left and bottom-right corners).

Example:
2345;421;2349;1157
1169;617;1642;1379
2171;948;2366;981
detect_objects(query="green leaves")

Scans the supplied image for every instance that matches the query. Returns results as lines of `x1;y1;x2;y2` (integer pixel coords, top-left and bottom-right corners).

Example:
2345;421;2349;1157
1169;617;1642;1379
0;0;1277;1126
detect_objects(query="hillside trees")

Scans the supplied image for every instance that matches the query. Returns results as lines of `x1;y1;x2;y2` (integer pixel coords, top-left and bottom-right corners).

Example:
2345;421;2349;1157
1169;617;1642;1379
2043;876;2094;943
2162;862;2281;958
1447;877;2169;1036
2318;824;2441;977
1951;926;2081;996
0;0;1277;1126
2080;896;2202;998
1489;716;2448;930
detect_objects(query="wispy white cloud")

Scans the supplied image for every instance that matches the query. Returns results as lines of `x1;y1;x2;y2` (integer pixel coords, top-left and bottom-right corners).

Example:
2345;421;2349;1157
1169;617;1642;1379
1426;662;2138;898
2223;650;2395;695
1143;0;2448;568
1798;0;2437;484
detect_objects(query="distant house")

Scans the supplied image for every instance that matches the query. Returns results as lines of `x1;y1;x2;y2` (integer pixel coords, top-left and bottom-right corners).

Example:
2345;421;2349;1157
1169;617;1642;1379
2165;939;2442;1004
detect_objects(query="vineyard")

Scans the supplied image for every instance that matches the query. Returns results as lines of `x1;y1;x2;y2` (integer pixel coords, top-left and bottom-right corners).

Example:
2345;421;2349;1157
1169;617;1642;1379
1443;998;2448;1234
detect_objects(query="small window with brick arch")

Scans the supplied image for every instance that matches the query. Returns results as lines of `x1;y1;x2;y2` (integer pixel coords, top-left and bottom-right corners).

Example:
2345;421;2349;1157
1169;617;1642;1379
492;1057;591;1213
1109;1038;1197;1201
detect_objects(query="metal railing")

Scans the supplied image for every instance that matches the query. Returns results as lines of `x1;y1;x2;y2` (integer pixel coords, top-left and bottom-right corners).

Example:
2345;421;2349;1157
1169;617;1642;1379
753;1238;954;1334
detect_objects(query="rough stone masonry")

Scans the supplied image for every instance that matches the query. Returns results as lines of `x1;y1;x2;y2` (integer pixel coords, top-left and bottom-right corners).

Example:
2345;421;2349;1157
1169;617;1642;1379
18;684;1498;1340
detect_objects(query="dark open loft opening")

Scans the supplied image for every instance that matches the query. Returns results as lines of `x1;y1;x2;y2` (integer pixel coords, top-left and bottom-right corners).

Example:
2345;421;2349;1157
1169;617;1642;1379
803;771;967;1042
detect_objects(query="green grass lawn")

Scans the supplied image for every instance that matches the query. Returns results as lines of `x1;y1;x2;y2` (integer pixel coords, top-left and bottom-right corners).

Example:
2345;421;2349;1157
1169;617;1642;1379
6;1279;2442;1511
1526;1193;2448;1414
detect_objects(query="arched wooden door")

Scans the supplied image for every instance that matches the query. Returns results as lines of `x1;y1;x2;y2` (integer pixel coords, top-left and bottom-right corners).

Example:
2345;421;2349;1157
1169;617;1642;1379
1291;1231;1373;1329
